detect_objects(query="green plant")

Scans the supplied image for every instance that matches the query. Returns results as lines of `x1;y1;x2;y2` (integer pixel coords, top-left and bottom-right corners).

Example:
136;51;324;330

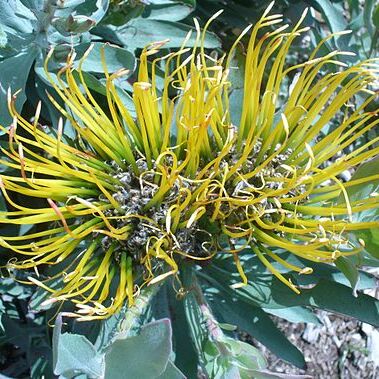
0;2;378;378
0;0;219;129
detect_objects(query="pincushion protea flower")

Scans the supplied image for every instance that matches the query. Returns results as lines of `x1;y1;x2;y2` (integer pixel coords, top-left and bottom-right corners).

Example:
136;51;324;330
0;4;378;320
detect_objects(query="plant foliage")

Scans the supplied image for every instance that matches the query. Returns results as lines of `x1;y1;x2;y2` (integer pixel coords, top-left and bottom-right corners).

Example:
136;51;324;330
0;1;378;378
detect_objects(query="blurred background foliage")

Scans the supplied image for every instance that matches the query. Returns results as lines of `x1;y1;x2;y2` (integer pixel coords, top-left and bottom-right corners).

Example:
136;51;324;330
0;0;378;378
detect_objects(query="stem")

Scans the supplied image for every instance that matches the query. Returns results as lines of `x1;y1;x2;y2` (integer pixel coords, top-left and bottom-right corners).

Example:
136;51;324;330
191;273;230;357
97;283;161;352
117;283;162;339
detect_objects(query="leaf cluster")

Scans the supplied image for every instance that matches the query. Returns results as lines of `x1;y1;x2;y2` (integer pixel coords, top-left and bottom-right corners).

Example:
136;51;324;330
0;1;379;379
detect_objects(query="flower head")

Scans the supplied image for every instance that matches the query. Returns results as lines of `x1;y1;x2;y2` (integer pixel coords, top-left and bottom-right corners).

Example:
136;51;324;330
0;4;378;319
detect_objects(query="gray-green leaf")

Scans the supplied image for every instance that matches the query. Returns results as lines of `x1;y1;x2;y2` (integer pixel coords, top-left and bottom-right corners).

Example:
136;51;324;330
0;0;34;34
114;19;220;51
104;319;172;379
0;47;37;129
73;42;136;73
156;360;186;379
53;314;105;378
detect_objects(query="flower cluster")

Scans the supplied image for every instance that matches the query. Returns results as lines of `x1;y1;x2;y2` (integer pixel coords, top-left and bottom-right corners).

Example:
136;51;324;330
0;4;378;319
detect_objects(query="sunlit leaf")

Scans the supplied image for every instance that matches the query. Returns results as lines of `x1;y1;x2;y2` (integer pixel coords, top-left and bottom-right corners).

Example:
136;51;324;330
104;319;172;379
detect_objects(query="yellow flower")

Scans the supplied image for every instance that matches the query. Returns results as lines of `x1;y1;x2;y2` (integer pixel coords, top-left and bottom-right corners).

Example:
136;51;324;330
0;4;378;320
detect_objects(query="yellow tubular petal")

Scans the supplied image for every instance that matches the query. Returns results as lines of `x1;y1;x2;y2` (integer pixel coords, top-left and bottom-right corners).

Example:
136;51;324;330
251;244;300;294
0;5;378;320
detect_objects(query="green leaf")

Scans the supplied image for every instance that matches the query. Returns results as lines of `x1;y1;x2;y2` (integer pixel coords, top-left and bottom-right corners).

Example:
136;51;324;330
0;47;37;129
0;278;29;298
167;286;199;378
182;275;269;378
344;157;379;258
373;4;379;28
101;0;145;25
204;255;376;311
241;274;379;327
75;0;110;24
364;0;376;34
33;74;63;128
354;228;379;259
30;355;52;379
263;306;321;325
182;274;214;368
335;256;359;294
0;32;32;59
63;15;97;34
218;323;238;331
226;339;267;371
205;292;306;368
35;60;136;119
203;256;379;360
309;0;347;33
345;157;379;202
226;338;312;378
53;314;105;378
156;360;186;379
114;19;220;51
199;337;268;379
0;315;41;350
73;42;136;73
303;279;379;327
54;0;86;7
95;285;159;353
104;319;172;379
0;0;34;34
0;26;7;48
229;88;244;125
222;51;245;127
252;275;379;327
144;3;194;22
295;259;376;291
94;308;127;353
